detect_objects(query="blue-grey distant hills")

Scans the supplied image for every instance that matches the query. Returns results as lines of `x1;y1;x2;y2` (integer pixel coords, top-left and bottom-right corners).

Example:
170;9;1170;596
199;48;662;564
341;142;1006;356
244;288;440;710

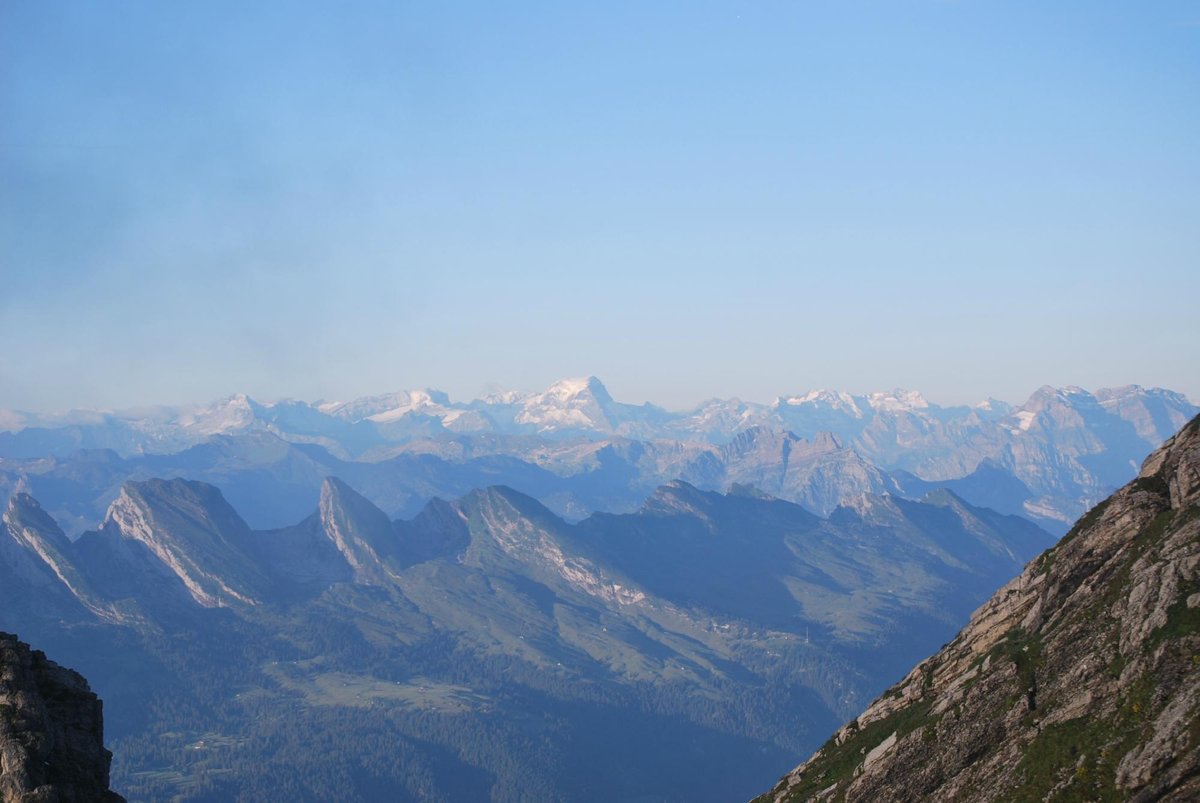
1;470;1053;801
1;379;1193;538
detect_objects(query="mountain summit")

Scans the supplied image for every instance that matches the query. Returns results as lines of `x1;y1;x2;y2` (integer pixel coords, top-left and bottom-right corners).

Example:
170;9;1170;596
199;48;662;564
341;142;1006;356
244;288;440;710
514;376;618;432
756;415;1200;802
3;380;1191;532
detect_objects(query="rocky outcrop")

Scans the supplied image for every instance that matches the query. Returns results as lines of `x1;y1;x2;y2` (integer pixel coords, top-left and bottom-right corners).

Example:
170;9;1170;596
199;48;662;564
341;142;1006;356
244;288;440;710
98;479;267;607
756;415;1200;802
315;477;400;585
0;633;123;802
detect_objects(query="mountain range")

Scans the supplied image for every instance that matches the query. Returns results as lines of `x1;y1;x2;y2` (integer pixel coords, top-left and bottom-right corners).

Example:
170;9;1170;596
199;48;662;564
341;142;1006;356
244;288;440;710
1;380;1193;541
4;380;1194;800
756;415;1200;801
1;469;1052;801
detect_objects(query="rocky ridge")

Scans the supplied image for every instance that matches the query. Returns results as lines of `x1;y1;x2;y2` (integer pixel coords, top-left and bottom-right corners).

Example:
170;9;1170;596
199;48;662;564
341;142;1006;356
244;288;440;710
1;381;1193;539
756;415;1200;802
0;467;1054;800
0;633;123;802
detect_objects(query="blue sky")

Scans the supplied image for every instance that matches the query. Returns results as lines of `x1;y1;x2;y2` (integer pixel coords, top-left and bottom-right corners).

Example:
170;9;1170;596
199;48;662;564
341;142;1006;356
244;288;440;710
2;1;1198;411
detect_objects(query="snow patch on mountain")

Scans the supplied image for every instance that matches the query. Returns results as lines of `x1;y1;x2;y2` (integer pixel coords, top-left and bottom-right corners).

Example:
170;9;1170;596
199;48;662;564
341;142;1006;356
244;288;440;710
780;390;865;417
319;389;453;421
479;390;532;406
515;376;615;433
866;389;930;412
172;394;260;436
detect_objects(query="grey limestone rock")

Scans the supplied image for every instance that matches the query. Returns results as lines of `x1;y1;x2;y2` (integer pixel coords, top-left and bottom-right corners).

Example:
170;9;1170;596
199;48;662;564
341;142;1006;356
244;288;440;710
0;632;123;803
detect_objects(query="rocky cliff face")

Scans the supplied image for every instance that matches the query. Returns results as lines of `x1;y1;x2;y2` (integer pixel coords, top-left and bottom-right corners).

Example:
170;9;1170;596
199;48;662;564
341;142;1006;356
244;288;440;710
757;415;1200;802
0;633;123;802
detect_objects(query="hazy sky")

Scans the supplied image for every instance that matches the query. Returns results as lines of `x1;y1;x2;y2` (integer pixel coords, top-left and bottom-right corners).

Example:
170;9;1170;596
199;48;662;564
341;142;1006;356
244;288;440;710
2;1;1198;412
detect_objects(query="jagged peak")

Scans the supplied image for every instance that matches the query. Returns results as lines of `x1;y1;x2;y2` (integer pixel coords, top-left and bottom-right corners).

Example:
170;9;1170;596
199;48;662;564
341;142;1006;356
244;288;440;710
478;388;531;405
1095;384;1196;406
511;376;621;432
3;492;71;547
179;393;261;422
318;476;392;533
98;478;262;607
101;479;253;556
641;480;715;518
661;478;701;492
1096;383;1145;399
105;478;246;525
317;388;453;421
544;375;612;403
7;490;42;515
2;494;117;620
915;488;991;526
319;475;367;505
836;492;904;522
119;476;209;495
409;495;463;526
918;487;968;508
974;396;1011;410
779;388;863;410
458;484;556;519
1025;384;1064;403
451;485;576;564
7;490;54;519
313;476;395;584
1023;384;1097;406
866;388;931;411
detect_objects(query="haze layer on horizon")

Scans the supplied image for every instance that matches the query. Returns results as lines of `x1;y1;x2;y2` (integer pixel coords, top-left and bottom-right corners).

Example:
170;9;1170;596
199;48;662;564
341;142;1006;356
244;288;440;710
2;1;1198;412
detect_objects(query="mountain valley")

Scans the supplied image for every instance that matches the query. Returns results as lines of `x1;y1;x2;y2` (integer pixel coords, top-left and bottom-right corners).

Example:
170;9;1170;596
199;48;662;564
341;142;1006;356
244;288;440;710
3;471;1051;801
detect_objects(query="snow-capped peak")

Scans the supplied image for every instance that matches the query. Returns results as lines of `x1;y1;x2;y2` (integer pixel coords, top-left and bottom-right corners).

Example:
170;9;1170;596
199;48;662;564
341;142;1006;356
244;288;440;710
480;389;532;406
779;390;864;417
544;376;612;404
319;389;452;422
362;390;451;423
866;389;930;412
514;377;616;432
974;397;1009;411
174;394;260;435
